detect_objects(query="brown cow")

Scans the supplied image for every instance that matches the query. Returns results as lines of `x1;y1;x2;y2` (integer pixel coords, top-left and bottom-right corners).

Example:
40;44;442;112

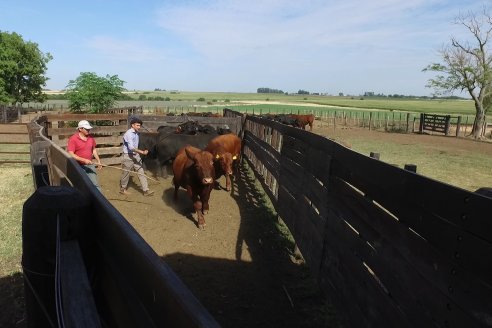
172;145;215;229
205;134;242;192
289;114;315;131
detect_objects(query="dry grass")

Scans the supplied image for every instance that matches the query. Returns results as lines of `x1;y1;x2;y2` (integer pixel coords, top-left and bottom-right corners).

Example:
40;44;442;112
0;165;33;276
0;164;32;327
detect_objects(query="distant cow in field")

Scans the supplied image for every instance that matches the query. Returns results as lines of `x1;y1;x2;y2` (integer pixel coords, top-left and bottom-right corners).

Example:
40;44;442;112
172;146;215;229
289;114;314;131
205;134;242;192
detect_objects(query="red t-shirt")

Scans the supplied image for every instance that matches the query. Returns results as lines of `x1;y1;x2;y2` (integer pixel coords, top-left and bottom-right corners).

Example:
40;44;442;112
67;133;96;164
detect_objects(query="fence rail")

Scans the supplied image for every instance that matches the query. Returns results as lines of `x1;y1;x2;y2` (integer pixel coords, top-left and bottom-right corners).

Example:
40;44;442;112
224;108;492;327
24;117;220;327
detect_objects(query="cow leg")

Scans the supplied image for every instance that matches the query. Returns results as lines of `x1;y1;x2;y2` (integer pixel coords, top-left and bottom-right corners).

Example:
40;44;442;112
173;178;179;200
160;164;168;179
225;174;232;191
201;188;211;215
193;198;206;229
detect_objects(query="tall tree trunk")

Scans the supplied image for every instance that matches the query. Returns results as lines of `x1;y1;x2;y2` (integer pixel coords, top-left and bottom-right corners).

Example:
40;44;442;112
472;109;486;138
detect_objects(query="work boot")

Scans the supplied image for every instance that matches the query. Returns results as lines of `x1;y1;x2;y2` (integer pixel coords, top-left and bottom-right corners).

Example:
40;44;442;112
143;190;155;196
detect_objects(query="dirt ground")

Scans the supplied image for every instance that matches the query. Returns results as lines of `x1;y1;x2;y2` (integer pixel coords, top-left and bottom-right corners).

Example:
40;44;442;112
99;161;337;328
0;114;487;328
97;121;491;327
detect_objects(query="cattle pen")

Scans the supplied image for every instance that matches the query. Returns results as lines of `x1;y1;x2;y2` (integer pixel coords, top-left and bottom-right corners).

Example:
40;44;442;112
21;109;492;327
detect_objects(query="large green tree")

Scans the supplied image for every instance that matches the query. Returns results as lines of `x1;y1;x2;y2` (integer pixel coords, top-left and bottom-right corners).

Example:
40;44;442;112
0;31;52;105
65;72;125;113
423;7;492;138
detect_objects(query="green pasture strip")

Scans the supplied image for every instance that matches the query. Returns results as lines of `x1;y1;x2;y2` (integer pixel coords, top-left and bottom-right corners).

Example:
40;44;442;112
0;166;33;276
34;92;489;123
341;134;492;192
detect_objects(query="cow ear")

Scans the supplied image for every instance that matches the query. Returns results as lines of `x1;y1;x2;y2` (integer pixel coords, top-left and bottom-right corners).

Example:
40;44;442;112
184;147;194;160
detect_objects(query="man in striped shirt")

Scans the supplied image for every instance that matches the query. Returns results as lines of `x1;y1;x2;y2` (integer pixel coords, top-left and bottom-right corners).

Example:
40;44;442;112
119;117;154;196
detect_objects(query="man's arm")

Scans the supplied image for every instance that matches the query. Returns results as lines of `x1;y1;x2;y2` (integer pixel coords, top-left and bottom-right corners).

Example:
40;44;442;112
92;148;102;168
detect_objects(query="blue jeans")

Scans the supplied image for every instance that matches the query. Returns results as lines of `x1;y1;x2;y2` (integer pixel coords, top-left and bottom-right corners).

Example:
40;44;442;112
81;164;101;192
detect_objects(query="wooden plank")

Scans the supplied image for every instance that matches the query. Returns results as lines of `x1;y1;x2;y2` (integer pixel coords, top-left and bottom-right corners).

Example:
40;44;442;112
0;160;30;164
0;151;30;154
0;133;30;143
327;178;486;327
47;125;127;136
60;240;102;327
330;146;492;287
0;123;27;133
243;156;278;209
319;210;414;328
277;186;324;272
46;113;128;121
96;147;121;155
53;136;122;148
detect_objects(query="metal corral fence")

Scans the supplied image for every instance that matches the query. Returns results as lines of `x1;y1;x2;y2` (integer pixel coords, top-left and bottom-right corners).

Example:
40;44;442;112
224;108;492;327
24;117;221;327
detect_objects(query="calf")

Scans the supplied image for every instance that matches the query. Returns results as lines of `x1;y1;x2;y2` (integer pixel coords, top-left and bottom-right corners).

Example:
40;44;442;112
172;146;215;229
205;134;242;192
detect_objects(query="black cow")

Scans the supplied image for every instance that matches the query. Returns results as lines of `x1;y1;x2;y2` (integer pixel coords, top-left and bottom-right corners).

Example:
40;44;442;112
140;131;218;178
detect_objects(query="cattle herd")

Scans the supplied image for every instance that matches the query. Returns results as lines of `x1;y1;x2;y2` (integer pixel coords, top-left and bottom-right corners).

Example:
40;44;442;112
137;113;313;229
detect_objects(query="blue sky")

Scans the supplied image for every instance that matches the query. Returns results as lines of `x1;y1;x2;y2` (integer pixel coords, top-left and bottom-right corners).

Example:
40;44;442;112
0;0;485;96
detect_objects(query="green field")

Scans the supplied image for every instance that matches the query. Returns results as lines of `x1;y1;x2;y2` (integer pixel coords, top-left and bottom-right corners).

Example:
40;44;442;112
39;91;478;116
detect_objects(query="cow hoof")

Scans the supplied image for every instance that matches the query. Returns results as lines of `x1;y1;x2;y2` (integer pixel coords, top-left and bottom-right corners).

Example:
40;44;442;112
203;210;209;215
226;187;231;192
198;224;206;230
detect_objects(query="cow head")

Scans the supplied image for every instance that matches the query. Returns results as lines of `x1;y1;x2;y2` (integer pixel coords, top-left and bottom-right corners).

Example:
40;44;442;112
185;147;214;185
214;152;234;176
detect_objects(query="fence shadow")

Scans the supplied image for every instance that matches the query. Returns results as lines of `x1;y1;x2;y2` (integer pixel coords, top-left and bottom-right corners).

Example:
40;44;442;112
0;271;26;328
160;162;340;328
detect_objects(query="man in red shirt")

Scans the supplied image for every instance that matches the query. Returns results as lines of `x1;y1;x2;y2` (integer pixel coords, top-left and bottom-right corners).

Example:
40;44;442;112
67;120;102;192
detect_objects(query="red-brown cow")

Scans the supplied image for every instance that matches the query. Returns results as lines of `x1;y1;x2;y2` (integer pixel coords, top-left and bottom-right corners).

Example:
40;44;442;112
289;114;315;131
172;145;215;229
205;134;242;192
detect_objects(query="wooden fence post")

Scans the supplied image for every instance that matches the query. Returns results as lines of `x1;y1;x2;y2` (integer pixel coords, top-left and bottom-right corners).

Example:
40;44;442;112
456;116;462;137
370;152;380;160
419;113;424;133
404;164;417;173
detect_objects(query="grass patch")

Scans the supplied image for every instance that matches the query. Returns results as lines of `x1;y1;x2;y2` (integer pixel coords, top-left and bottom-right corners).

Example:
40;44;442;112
0;165;32;327
0;166;33;275
340;134;492;191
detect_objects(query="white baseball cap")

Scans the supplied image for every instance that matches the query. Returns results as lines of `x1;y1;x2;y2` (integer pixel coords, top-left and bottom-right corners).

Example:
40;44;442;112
77;120;93;130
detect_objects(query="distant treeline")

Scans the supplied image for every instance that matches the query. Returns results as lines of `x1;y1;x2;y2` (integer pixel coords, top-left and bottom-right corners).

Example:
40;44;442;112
257;87;286;94
45;90;468;101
